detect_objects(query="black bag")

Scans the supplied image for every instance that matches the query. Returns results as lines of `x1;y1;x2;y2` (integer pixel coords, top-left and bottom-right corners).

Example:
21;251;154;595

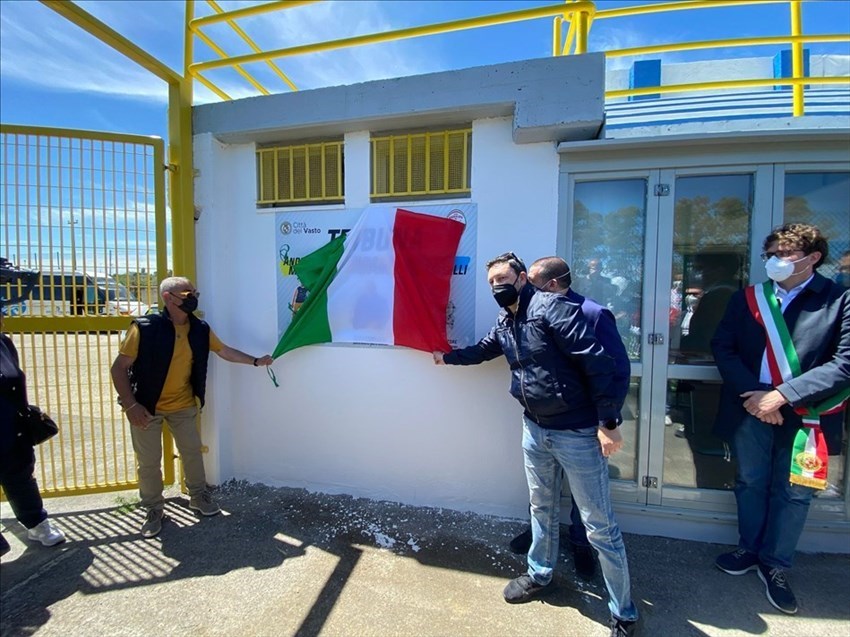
17;405;59;445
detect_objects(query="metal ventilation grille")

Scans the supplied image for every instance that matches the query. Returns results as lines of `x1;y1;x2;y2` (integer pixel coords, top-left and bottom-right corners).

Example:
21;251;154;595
256;141;344;206
371;129;471;200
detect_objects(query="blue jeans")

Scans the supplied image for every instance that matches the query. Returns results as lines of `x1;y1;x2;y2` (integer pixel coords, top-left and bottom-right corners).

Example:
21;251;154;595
522;416;637;622
569;495;590;546
733;414;816;569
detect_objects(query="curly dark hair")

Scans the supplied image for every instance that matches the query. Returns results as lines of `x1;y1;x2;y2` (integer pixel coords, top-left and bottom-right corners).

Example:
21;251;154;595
763;223;828;269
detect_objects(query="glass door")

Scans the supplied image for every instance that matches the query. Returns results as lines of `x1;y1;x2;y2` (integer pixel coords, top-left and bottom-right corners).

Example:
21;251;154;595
652;169;769;508
569;172;654;504
569;164;849;516
570;167;770;507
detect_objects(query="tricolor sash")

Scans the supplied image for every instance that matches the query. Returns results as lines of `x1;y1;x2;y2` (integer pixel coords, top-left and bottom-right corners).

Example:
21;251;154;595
744;281;849;489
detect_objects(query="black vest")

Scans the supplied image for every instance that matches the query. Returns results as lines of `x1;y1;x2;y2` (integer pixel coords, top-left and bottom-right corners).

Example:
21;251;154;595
128;310;211;413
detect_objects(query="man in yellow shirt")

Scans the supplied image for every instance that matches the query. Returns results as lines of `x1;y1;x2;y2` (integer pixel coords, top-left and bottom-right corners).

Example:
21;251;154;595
111;276;273;538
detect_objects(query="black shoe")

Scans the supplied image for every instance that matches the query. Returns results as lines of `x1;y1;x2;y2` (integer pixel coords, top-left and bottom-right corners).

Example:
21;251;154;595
609;617;638;637
715;548;759;575
572;543;597;578
503;574;554;604
758;564;798;615
508;527;532;555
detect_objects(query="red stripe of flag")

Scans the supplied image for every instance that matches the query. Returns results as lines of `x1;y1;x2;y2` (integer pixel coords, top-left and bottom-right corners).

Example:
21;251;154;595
392;208;465;353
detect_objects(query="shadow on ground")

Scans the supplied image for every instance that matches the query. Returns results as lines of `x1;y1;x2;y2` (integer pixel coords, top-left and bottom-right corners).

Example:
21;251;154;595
2;480;849;637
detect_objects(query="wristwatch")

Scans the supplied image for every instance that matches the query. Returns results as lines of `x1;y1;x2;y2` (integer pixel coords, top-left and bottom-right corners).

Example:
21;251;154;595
599;419;619;431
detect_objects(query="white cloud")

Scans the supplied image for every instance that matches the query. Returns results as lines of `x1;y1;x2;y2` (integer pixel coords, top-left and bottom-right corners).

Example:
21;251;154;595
0;1;169;102
192;0;437;99
0;0;437;105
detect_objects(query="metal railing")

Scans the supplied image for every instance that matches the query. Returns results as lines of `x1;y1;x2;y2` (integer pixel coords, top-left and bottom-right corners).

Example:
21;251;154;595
186;0;849;118
257;141;344;206
1;124;172;497
371;129;472;200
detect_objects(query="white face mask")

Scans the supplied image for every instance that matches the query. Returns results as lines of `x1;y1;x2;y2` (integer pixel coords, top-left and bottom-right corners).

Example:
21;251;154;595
765;255;807;282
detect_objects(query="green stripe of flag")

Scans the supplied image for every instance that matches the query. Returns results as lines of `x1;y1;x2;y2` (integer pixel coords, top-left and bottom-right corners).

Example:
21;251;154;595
273;234;346;358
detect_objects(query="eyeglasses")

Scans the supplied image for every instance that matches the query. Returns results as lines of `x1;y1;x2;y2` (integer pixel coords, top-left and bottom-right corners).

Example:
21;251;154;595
760;250;803;262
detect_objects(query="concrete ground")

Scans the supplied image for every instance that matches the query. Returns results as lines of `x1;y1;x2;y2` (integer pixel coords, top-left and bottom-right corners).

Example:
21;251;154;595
2;481;849;637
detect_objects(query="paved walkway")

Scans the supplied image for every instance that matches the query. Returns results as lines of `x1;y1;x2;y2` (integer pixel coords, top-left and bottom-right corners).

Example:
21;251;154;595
2;481;849;637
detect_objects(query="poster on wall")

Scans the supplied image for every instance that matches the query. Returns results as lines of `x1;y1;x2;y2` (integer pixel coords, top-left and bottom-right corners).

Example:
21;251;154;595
276;203;477;349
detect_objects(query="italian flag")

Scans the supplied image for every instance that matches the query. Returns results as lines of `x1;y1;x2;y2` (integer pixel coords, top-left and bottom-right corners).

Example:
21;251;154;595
745;281;849;489
273;206;465;358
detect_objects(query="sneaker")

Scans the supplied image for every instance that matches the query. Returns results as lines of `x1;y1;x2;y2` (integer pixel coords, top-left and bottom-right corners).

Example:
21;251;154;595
572;543;597;578
26;518;66;547
715;548;759;575
141;509;164;538
189;492;221;517
503;574;554;604
609;617;638;637
508;527;532;554
757;564;798;615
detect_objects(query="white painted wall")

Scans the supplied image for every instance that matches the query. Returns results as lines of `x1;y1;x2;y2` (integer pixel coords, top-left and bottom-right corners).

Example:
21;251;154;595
193;117;561;517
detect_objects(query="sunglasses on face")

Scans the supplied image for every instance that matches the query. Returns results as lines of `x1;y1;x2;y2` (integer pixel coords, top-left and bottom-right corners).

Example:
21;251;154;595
170;289;200;299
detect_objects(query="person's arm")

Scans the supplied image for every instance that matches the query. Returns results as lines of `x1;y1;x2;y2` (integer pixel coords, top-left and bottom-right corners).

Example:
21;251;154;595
594;308;631;411
435;325;503;366
776;289;850;407
215;345;274;367
110;353;153;429
712;291;784;425
710;291;760;396
547;298;619;423
209;328;273;366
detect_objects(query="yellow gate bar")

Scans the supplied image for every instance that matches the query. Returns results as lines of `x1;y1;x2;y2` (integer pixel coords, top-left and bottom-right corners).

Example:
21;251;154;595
205;0;299;92
191;2;592;74
605;33;849;58
40;0;182;85
606;75;846;100
190;0;321;30
594;0;788;20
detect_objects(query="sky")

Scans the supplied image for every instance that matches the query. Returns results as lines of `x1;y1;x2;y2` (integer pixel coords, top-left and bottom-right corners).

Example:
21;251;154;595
1;0;849;143
1;0;848;276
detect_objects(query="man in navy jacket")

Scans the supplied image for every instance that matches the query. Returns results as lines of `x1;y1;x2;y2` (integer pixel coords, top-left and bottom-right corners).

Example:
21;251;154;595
508;257;631;578
712;223;850;615
434;252;638;637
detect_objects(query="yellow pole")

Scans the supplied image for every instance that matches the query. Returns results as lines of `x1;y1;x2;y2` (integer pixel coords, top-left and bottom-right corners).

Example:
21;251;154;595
574;5;590;55
170;0;196;284
553;16;562;56
790;0;805;116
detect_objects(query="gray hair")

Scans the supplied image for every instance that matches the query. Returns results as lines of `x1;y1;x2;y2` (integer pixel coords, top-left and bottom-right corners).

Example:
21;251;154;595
159;276;193;298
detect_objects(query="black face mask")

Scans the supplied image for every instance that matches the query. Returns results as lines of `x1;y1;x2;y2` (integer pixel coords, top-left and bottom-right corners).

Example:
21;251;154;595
492;280;520;308
177;295;198;314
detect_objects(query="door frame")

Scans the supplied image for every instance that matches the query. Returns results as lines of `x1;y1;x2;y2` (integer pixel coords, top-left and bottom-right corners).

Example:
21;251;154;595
560;139;850;520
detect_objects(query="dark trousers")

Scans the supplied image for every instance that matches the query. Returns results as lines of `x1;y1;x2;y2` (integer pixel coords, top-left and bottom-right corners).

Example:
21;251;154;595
0;441;47;529
733;414;814;569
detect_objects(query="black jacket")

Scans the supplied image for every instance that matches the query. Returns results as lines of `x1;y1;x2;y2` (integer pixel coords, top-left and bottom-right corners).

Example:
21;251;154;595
711;273;850;454
128;310;211;414
444;284;619;429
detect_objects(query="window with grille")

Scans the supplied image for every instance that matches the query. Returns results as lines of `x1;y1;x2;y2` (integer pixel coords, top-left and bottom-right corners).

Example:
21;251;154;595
256;141;344;207
371;128;471;201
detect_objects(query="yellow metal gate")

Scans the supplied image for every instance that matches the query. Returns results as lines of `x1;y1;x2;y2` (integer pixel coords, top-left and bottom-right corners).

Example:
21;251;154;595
1;124;172;497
